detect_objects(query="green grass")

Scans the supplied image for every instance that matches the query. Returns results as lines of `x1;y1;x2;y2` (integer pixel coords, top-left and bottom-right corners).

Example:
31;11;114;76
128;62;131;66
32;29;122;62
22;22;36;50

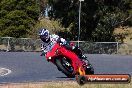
0;80;131;88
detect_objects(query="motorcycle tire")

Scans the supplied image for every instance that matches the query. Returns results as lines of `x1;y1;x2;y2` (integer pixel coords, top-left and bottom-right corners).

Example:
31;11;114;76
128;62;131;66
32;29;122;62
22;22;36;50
76;75;87;85
55;57;75;78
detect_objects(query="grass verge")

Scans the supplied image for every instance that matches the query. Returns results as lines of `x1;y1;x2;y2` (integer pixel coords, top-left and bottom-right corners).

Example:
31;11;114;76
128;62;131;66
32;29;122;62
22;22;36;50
0;80;132;88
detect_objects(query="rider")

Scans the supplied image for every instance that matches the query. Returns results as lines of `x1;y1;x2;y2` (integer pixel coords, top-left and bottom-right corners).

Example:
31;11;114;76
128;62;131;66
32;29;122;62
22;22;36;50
38;28;86;59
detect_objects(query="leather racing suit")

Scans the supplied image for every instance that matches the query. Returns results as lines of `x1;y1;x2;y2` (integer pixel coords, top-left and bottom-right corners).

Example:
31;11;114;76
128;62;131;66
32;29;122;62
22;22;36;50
40;34;86;60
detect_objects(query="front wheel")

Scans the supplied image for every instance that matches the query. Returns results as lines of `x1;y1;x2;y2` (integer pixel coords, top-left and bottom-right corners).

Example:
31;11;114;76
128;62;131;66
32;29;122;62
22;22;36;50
55;57;75;78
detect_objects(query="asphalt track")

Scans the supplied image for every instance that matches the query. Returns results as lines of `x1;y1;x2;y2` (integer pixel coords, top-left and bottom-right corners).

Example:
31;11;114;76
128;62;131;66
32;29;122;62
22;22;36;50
0;52;132;83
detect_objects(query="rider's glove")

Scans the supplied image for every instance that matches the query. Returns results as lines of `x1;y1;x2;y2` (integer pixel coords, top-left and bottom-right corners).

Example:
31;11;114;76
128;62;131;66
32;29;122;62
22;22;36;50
40;50;47;56
59;38;67;45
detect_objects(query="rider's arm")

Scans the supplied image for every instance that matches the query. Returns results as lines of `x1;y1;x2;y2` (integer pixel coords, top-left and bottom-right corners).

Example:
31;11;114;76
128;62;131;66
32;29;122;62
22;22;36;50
57;38;67;45
40;43;48;56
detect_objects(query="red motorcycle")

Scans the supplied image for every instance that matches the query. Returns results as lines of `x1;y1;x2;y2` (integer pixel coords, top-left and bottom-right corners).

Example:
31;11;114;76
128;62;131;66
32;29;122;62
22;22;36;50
45;42;94;77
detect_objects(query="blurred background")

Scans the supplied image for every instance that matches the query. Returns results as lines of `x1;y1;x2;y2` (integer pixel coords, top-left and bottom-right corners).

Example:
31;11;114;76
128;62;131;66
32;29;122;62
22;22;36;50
0;0;132;54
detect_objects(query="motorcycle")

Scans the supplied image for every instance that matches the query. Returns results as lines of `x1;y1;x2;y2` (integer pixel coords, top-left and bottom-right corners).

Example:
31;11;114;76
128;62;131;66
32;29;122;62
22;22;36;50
45;42;94;77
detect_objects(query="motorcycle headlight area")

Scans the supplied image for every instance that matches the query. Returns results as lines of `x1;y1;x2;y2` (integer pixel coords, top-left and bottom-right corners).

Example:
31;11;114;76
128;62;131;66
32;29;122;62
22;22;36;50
48;57;52;60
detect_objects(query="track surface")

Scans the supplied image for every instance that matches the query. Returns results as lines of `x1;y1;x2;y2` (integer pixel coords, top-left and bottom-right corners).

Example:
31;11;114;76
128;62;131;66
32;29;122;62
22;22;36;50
0;52;132;83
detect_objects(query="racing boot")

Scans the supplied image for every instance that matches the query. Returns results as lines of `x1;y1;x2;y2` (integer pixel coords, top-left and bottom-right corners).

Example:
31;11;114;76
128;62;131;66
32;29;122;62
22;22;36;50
81;55;87;60
81;55;90;65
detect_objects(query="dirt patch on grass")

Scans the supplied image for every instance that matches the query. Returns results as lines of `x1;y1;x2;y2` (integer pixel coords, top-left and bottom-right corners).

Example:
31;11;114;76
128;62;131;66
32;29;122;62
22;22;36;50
0;80;132;88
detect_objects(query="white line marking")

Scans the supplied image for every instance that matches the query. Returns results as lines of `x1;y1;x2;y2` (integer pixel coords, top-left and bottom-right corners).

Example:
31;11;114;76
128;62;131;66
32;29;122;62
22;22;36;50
0;68;12;76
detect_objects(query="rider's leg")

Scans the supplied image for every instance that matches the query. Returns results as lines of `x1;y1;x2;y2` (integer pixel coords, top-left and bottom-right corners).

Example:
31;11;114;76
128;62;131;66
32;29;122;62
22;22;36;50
72;46;87;59
63;44;87;59
63;44;73;51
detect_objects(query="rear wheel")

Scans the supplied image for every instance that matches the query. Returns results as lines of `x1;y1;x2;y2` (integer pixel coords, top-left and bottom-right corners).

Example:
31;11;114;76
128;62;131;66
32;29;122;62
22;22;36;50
77;75;87;85
56;57;75;78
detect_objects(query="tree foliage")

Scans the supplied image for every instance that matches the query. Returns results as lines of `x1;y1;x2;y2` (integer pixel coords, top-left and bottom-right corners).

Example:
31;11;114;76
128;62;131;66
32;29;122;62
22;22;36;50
0;0;39;38
48;0;132;41
39;0;48;15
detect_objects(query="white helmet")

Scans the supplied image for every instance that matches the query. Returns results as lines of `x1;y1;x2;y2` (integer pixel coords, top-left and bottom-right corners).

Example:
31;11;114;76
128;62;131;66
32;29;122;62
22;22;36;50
39;28;50;42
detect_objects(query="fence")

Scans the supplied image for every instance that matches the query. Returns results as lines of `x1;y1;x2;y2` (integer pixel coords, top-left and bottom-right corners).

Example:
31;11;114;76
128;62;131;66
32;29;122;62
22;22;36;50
76;41;119;54
0;37;132;55
0;37;42;52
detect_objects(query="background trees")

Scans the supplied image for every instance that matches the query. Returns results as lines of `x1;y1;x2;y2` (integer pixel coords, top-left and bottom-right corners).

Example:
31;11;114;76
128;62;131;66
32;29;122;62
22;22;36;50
0;0;39;38
48;0;132;41
0;0;131;42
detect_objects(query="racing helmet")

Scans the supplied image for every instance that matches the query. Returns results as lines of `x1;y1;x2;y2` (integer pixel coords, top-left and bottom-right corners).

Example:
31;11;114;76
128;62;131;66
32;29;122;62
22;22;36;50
38;28;50;42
